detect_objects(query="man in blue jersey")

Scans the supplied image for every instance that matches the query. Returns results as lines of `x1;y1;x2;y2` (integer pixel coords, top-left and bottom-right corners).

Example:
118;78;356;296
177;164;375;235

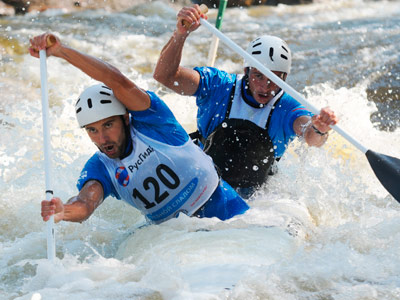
153;5;338;198
29;33;249;224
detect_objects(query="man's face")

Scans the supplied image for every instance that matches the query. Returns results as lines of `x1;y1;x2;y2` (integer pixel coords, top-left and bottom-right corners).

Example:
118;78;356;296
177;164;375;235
246;67;286;105
85;114;129;159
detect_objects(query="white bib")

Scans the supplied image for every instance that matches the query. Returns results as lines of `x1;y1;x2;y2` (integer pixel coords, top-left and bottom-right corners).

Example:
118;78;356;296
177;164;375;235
229;75;283;129
98;127;219;224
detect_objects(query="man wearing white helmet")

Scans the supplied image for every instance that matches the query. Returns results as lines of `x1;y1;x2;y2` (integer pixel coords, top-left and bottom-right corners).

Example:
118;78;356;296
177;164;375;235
29;33;249;225
153;5;338;198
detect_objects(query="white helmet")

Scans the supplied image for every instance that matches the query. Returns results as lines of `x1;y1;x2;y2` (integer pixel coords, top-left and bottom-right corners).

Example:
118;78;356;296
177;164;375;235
244;35;291;74
75;84;127;127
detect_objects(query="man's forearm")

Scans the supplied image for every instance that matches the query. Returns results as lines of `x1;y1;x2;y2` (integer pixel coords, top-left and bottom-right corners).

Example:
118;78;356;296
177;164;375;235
154;31;200;95
54;45;125;90
60;196;95;223
154;31;188;85
295;116;329;147
61;181;104;223
304;124;329;147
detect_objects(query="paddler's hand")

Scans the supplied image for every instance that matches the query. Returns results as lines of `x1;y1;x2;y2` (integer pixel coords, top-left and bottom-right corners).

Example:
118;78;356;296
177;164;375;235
29;33;61;58
311;106;338;134
176;5;208;35
41;197;64;223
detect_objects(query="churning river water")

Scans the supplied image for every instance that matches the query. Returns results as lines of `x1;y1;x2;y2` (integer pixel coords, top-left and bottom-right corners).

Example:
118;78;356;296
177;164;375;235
1;0;400;299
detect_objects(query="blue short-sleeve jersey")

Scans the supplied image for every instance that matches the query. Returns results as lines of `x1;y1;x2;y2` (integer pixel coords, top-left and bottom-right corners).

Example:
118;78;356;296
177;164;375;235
76;91;189;199
193;66;312;157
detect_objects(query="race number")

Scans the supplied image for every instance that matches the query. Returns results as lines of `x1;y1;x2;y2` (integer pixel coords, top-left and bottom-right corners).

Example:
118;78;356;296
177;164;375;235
132;164;180;209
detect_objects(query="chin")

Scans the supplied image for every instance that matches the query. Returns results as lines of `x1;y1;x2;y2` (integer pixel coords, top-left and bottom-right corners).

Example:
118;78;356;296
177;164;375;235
256;98;270;105
100;149;119;159
107;152;120;159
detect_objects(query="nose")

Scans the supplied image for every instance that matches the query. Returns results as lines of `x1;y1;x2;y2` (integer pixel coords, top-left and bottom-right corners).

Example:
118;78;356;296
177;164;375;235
97;129;109;145
265;77;275;86
258;79;273;92
264;77;280;90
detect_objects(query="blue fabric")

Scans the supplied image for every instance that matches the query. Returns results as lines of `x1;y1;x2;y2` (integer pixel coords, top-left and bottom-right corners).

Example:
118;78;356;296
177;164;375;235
193;66;312;157
195;179;249;220
76;91;248;221
76;154;117;199
129;91;189;146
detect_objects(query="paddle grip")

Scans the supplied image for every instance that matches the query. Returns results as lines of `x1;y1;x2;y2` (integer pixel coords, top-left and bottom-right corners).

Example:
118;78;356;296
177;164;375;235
182;4;208;28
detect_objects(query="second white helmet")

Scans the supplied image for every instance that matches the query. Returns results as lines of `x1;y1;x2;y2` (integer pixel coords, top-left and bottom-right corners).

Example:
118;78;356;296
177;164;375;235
75;84;127;127
244;35;292;74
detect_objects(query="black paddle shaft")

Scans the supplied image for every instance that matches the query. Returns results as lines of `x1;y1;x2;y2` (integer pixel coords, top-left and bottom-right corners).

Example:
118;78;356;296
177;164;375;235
366;150;400;202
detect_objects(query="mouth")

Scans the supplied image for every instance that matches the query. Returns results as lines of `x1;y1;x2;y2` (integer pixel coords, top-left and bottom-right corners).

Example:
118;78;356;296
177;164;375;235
256;89;277;102
101;144;117;156
257;92;271;100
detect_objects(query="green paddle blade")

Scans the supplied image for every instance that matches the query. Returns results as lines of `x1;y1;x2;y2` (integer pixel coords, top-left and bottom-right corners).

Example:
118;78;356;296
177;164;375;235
366;150;400;202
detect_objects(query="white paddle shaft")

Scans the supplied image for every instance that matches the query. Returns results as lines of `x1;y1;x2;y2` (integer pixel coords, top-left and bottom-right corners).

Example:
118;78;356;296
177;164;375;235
39;49;56;261
199;18;368;154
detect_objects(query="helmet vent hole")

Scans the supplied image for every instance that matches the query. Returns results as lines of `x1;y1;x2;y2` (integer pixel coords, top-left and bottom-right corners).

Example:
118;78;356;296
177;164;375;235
269;47;274;61
281;54;288;60
100;100;112;104
252;51;261;55
281;45;289;53
76;84;125;127
253;42;262;48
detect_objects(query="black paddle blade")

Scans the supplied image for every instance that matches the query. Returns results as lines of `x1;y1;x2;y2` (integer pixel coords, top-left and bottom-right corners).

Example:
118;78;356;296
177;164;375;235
366;150;400;202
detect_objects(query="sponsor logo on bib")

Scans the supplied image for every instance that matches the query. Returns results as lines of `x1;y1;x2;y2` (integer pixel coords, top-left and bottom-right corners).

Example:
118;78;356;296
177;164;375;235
115;166;130;187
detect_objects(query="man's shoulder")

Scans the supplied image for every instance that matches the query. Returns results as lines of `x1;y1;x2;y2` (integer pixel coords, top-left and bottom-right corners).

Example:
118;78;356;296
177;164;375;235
279;92;298;104
77;153;105;187
272;93;312;125
129;91;173;119
82;152;105;173
195;66;237;83
276;93;305;111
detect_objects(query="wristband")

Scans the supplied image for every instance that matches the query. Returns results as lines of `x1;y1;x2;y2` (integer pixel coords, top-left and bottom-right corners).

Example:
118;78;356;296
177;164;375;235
311;124;328;136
